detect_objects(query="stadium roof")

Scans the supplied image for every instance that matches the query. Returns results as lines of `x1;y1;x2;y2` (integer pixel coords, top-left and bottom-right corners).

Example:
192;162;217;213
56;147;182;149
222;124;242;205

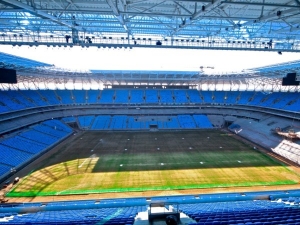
0;0;300;52
0;52;52;69
0;51;298;91
252;59;300;73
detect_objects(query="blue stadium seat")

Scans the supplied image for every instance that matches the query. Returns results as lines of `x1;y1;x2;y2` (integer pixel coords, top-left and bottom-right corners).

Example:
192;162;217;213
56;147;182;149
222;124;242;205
237;91;255;105
0;90;27;111
6;90;36;108
91;115;111;130
212;91;225;103
224;91;240;104
39;90;61;105
110;115;128;129
22;90;48;106
99;90;115;103
187;90;202;103
78;116;95;128
193;115;213;128
145;90;158;103
127;117;143;129
130;90;144;104
248;92;268;106
0;89;299;113
87;90;100;103
62;117;76;123
174;90;189;103
177;115;197;128
0;119;72;177
115;90;129;103
159;90;173;104
201;91;213;103
56;90;74;104
72;90;87;104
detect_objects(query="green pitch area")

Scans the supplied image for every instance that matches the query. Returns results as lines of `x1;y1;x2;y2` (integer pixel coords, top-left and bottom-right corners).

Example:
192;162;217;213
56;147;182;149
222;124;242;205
8;130;300;197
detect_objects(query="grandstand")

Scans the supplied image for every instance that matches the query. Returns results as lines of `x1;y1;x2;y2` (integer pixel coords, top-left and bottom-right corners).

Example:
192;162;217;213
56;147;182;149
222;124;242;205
1;0;300;224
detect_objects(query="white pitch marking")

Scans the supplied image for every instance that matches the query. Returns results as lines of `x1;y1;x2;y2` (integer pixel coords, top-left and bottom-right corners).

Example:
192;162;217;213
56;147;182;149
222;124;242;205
78;154;96;168
78;158;89;168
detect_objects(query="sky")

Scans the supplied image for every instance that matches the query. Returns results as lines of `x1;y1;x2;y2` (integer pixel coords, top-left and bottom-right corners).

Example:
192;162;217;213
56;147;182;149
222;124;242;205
1;45;300;74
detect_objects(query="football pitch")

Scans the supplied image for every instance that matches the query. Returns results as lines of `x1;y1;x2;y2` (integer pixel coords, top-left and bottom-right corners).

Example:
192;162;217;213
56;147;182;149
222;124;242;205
8;130;300;197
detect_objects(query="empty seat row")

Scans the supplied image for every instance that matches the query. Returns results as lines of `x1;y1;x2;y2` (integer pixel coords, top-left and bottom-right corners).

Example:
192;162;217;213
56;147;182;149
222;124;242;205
0;90;299;115
0;120;72;177
87;114;213;130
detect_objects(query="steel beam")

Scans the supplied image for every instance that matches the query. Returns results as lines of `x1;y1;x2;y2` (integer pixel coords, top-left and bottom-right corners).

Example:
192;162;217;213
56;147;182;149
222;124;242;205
0;0;82;30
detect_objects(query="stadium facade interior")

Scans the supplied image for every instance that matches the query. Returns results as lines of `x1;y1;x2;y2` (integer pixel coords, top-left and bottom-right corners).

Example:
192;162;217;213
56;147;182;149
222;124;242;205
0;0;300;224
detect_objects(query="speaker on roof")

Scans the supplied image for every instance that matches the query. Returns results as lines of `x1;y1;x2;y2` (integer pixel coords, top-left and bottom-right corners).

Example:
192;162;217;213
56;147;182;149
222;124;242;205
277;11;282;16
0;68;17;84
282;73;300;86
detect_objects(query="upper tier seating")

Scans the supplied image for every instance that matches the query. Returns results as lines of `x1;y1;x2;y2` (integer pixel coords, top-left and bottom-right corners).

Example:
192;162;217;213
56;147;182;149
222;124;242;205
159;90;174;104
99;89;115;103
72;90;87;104
115;90;129;103
87;90;100;103
21;90;48;106
237;91;255;105
145;90;159;103
5;90;36;108
224;91;240;104
39;90;61;105
56;90;74;104
187;90;202;103
130;89;144;104
174;90;189;103
0;90;299;115
0;91;26;111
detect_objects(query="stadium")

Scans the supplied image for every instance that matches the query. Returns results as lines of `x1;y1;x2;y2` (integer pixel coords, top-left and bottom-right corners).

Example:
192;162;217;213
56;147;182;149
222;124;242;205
0;0;300;224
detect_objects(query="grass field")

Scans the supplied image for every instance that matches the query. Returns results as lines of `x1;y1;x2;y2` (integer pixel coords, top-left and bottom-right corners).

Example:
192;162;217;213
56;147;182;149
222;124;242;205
7;130;300;197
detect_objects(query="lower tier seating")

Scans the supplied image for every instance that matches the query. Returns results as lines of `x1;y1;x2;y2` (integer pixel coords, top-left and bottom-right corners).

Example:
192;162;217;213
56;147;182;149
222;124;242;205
0;120;72;177
89;114;213;130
